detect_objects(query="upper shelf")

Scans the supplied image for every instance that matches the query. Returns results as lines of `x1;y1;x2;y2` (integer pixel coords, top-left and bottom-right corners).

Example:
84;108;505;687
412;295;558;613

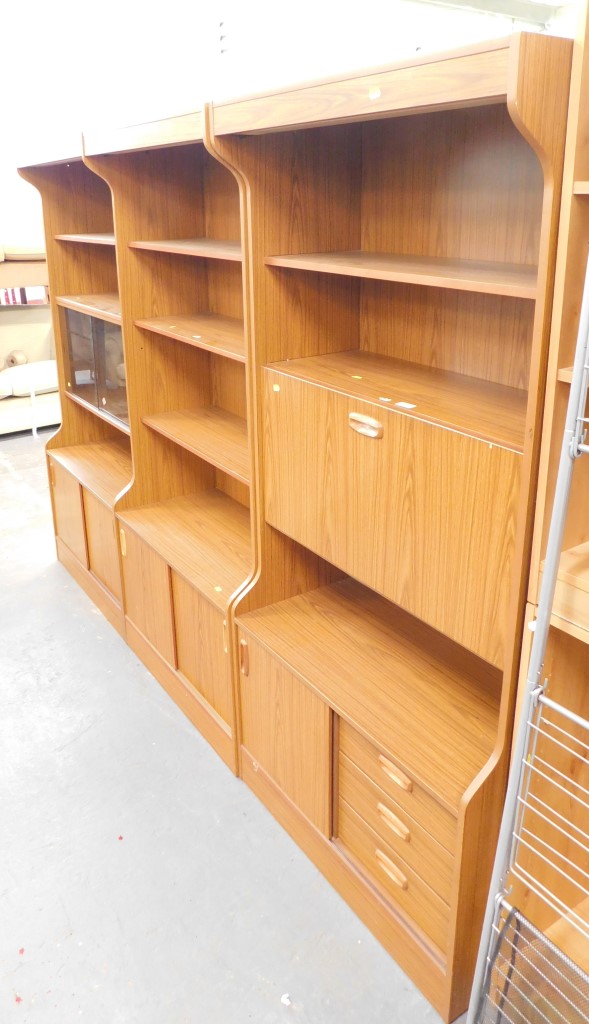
55;233;116;246
56;292;121;323
212;34;572;143
83;110;203;158
129;238;242;262
267;349;528;452
142;407;250;484
135;313;245;363
237;577;500;812
264;251;537;299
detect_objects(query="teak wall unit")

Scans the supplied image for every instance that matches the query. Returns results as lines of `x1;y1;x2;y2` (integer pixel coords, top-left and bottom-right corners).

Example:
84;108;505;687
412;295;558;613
22;34;572;1023
210;33;571;1021
81;112;255;771
19;155;132;636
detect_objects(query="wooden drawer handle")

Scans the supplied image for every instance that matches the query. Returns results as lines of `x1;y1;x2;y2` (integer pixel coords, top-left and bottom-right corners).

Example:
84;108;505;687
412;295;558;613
379;754;413;792
378;802;410;842
376;849;408;890
348;412;383;439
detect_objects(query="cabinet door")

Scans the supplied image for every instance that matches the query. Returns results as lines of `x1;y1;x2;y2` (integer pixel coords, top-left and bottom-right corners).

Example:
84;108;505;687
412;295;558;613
264;370;520;668
49;458;88;567
172;572;233;726
239;630;331;834
119;524;175;666
83;491;122;601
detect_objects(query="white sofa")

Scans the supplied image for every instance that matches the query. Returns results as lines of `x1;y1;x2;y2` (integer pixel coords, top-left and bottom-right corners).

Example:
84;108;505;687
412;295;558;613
0;250;61;437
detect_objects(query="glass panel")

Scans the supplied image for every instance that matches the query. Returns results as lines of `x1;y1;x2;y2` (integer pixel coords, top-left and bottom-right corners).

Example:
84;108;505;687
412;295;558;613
64;310;128;426
93;320;128;424
65;308;97;408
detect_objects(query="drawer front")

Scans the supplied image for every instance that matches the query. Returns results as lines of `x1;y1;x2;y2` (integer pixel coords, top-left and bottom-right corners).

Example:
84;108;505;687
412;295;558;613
338;801;449;953
338;754;453;901
264;368;520;667
339;719;456;853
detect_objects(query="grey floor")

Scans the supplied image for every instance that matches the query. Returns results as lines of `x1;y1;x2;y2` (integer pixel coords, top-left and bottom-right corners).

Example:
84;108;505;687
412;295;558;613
0;430;468;1023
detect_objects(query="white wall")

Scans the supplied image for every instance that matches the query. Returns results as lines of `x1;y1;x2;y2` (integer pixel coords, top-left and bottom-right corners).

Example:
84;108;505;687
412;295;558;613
1;0;577;248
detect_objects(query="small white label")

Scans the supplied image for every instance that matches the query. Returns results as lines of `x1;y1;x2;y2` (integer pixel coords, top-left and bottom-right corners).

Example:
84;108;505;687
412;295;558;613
273;384;281;392
395;401;416;410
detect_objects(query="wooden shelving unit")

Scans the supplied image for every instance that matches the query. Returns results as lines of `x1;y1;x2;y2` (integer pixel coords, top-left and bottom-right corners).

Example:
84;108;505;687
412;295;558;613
74;110;255;771
21;30;579;1024
211;32;572;1021
18;155;132;635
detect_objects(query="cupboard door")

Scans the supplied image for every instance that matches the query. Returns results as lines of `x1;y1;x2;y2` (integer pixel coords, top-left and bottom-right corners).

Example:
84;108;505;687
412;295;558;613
172;573;233;726
119;525;175;666
239;630;331;834
83;491;122;601
49;458;88;567
264;370;520;667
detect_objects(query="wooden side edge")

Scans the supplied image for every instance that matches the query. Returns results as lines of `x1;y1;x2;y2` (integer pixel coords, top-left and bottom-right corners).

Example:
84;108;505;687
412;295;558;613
445;756;509;1020
83;111;203;158
212;43;511;137
125;620;237;774
240;750;450;1020
56;536;126;637
507;34;573;176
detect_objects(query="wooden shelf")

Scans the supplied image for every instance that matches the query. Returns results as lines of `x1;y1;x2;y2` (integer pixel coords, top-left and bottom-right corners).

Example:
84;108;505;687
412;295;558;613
573;181;589;195
49;441;131;506
557;366;573;383
64;391;131;435
129;238;242;262
541;541;589;641
55;233;116;245
142;407;250;484
238;578;500;813
135;313;245;363
118;490;251;611
264;251;538;299
268;350;527;452
56;292;121;323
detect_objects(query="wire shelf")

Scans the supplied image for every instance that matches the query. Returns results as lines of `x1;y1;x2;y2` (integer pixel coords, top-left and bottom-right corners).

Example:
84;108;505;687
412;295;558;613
477;906;589;1024
509;694;589;948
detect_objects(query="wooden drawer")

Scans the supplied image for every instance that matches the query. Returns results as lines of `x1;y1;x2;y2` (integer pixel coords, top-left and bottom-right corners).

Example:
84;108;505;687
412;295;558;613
338;753;453;901
264;367;520;667
339;719;456;852
338;801;450;952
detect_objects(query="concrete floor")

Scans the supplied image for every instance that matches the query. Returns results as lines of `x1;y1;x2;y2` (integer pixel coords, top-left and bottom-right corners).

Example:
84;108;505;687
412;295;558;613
0;430;469;1023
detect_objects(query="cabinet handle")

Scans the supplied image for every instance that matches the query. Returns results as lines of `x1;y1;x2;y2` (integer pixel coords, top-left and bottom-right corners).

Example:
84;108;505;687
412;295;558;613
348;412;383;439
376;849;408;890
377;802;410;842
379;754;413;792
119;528;127;557
239;638;249;676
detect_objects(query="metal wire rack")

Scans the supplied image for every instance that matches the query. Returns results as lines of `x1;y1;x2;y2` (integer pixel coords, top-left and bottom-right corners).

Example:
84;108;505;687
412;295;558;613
510;694;589;945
